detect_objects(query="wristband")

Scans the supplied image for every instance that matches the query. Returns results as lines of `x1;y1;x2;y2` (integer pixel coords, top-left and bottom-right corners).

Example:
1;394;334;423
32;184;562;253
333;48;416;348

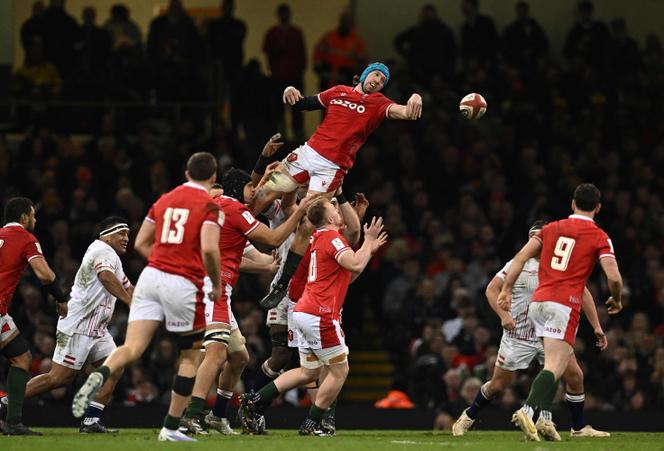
336;193;348;204
253;154;270;175
45;277;67;303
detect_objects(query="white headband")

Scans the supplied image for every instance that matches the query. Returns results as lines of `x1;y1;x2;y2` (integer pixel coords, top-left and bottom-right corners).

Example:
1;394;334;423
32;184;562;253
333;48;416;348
99;223;130;237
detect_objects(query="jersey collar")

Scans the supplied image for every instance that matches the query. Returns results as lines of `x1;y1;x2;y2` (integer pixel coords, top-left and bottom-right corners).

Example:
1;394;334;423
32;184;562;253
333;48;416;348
3;222;24;229
183;181;209;193
569;214;594;222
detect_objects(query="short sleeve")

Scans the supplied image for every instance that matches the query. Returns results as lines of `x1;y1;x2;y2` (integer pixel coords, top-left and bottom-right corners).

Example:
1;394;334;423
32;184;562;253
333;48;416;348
330;233;352;262
597;231;615;260
24;238;44;262
93;249;117;275
237;205;260;236
532;225;545;243
203;202;224;228
495;259;513;280
317;86;340;108
145;205;156;223
377;95;397;119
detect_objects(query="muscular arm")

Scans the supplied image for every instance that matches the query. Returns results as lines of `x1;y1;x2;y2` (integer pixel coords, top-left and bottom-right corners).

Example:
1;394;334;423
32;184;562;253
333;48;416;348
600;256;623;309
387;93;422;120
291;95;324;112
134;220;156;259
581;286;601;331
337;242;374;274
98;271;132;305
339;202;360;247
498;238;542;311
248;202;308;248
29;257;56;284
201;223;221;290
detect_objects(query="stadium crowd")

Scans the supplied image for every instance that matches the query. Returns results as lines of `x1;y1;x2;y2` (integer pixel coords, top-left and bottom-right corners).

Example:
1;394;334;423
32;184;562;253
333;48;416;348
1;0;664;424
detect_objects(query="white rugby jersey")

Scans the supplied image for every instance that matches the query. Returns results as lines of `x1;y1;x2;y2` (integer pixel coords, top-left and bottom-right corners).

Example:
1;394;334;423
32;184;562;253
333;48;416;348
496;258;539;342
58;240;130;337
264;200;295;285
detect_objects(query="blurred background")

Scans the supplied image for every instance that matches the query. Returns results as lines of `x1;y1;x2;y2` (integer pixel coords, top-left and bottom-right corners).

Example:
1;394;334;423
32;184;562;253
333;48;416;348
1;0;663;430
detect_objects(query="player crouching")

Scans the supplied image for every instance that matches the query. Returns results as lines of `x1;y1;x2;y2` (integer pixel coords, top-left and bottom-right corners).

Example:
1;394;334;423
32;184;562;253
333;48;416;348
239;199;387;436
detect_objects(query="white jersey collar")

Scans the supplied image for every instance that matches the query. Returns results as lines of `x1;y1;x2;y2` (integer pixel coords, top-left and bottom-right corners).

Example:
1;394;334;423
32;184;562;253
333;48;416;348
568;214;594;222
3;222;24;229
183;181;209;193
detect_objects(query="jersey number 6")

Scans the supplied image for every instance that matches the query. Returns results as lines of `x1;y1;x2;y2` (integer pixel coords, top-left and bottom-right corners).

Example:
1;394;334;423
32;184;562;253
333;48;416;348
551;236;575;271
161;208;190;244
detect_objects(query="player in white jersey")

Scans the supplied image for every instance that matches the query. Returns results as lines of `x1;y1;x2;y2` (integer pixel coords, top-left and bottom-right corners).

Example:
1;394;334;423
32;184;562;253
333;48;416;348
453;222;610;440
5;217;133;433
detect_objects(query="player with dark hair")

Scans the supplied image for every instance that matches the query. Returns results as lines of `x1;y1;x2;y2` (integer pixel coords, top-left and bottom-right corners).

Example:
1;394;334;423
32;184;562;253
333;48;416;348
72;152;225;442
0;197;68;435
179;168;315;435
251;62;422;309
240;199;387;436
453;221;610;439
1;216;133;433
498;183;623;441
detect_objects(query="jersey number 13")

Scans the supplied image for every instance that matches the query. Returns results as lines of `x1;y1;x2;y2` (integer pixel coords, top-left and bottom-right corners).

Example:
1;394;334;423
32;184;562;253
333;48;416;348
161;208;190;244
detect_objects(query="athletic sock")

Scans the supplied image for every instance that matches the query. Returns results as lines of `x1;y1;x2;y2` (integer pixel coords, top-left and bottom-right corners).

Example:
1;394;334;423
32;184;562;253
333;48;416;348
256;381;280;409
466;382;493;420
253;360;280;391
212;389;233;418
308;404;326;421
326;399;337;417
524;369;556;415
539;376;559;414
82;401;105;425
95;365;111;384
276;251;303;286
6;366;29;424
538;410;553;422
565;392;586;431
163;414;181;431
186;396;206;416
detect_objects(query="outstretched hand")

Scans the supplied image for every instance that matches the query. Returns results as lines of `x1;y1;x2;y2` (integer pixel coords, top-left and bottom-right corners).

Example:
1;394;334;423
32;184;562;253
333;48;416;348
283;86;304;105
262;133;284;157
352;193;370;221
406;93;423;120
363;216;388;252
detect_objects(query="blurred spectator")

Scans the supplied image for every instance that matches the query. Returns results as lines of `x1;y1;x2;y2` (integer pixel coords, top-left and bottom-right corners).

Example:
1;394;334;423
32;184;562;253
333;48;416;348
460;0;498;66
313;11;367;90
501;2;548;74
13;36;62;99
124;365;159;406
34;0;79;78
104;3;142;49
394;4;457;87
434;376;481;430
69;6;112;99
20;1;46;57
563;1;610;73
146;0;205;101
263;3;306;141
207;0;247;136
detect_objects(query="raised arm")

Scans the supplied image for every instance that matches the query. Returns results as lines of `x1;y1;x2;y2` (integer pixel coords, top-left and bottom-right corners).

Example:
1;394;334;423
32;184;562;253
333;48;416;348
599;256;623;314
283;86;325;111
252;133;284;186
387;93;422;120
337;217;388;274
240;248;279;275
497;238;542;311
248;196;315;248
337;194;361;247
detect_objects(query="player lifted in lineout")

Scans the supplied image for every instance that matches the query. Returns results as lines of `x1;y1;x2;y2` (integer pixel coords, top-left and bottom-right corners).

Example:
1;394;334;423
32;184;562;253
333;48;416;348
251;62;422;309
1;217;134;433
453;221;611;440
498;184;623;442
240;199;388;436
0;197;68;435
72;153;225;442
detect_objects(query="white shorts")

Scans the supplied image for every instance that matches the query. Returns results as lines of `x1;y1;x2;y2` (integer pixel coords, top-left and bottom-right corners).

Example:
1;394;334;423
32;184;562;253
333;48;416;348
495;335;544;371
129;267;206;333
528;301;580;346
292;311;348;369
203;278;238;330
52;330;116;370
0;314;18;345
266;296;290;327
282;143;346;193
286;299;299;348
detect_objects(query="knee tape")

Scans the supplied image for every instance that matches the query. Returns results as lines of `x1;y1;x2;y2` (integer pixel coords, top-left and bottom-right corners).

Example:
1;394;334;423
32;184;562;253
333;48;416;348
1;333;30;359
172;375;195;397
227;329;247;354
203;328;230;347
271;331;289;348
175;331;204;351
265;170;298;193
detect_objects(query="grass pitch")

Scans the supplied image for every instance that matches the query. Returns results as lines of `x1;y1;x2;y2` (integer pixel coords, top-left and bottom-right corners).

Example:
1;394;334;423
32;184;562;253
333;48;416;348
1;429;663;451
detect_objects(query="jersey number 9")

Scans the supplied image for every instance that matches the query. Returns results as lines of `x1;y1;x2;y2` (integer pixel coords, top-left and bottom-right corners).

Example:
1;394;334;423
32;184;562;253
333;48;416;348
551;236;575;271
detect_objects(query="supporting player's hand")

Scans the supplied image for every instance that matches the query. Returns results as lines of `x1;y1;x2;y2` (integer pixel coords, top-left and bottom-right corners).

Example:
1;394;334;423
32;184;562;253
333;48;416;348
262;133;284;157
352;193;370;221
606;296;623;314
501;315;516;331
56;301;68;319
406;93;423;120
297;192;323;214
363;217;388;252
268;252;282;274
283;86;304;105
594;328;608;350
210;284;222;303
497;289;512;311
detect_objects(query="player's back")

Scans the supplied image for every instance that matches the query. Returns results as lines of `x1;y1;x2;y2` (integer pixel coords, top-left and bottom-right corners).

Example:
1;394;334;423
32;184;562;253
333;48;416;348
534;215;614;310
216;195;259;286
0;224;42;311
147;182;221;284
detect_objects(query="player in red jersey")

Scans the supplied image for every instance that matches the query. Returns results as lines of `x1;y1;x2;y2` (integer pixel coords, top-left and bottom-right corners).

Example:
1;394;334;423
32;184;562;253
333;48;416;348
253;62;422;308
72;152;224;442
0;197;67;435
497;184;624;442
239;198;387;436
179;168;315;435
